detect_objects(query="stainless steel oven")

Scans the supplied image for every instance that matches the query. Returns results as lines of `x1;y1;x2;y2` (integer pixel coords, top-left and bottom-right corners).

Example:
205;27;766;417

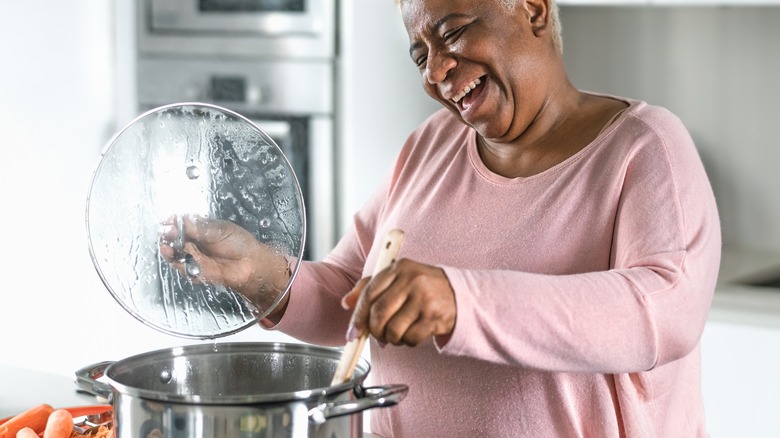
139;0;335;59
135;0;337;260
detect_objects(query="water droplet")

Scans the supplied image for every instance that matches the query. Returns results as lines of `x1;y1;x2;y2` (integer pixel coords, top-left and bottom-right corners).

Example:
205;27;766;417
186;262;201;277
260;218;271;228
159;369;172;384
186;165;200;180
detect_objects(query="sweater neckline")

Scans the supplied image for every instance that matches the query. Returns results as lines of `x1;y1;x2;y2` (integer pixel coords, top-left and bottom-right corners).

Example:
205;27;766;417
467;94;638;185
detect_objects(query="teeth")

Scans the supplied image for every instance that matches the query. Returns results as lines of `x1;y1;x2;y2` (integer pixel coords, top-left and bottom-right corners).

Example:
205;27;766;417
452;78;481;103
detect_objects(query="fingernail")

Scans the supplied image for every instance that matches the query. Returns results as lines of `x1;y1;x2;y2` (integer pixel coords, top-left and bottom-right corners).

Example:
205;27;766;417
346;324;358;342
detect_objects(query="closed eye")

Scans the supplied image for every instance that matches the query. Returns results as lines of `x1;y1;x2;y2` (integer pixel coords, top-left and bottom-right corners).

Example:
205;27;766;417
443;25;466;43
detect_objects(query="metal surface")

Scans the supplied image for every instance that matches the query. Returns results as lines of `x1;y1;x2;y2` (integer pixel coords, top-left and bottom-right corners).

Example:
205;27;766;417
138;0;336;59
74;343;408;438
135;52;336;263
137;58;333;116
134;0;337;261
86;103;306;339
72;410;113;434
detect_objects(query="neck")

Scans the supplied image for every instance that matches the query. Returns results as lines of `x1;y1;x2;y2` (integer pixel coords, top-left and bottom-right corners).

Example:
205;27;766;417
477;89;627;178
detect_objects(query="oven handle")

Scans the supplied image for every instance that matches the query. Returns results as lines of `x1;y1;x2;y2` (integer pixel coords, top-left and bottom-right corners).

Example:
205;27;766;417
250;120;292;140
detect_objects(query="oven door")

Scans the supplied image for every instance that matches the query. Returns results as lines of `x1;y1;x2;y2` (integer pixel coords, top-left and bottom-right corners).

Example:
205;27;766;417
149;0;325;36
249;117;334;261
139;0;336;59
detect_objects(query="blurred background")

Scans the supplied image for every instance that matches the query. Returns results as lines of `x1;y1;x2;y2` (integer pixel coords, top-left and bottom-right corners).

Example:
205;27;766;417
1;1;779;436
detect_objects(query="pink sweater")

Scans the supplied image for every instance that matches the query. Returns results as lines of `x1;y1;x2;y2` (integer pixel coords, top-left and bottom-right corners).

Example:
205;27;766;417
274;96;721;437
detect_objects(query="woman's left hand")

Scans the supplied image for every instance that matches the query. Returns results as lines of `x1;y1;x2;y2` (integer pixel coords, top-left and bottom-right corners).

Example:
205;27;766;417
341;259;457;347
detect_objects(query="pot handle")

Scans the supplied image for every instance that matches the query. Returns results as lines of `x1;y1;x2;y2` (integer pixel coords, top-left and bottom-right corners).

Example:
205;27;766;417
74;361;114;400
308;384;409;425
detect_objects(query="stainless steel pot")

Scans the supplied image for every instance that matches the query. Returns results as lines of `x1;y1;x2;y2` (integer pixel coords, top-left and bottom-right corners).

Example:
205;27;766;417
75;342;407;438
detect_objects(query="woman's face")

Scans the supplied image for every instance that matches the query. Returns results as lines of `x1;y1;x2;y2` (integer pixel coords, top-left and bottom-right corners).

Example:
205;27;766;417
401;0;552;143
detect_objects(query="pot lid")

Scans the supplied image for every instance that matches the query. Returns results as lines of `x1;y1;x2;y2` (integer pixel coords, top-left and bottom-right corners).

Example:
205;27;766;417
86;103;305;339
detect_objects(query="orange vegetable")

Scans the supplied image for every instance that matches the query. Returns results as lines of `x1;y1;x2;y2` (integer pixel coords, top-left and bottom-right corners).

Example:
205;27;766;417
0;404;55;438
14;427;38;438
42;409;72;438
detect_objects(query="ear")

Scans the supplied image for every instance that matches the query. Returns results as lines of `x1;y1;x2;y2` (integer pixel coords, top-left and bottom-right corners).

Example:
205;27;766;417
522;0;551;37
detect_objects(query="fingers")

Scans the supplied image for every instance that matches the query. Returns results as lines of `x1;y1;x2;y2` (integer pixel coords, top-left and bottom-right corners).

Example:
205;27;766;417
344;260;457;348
158;214;215;248
341;277;369;311
346;275;387;340
184;214;221;243
375;298;421;346
371;275;454;347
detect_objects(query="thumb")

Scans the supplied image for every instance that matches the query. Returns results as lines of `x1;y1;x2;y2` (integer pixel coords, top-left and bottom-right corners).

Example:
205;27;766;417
341;277;370;310
343;277;373;341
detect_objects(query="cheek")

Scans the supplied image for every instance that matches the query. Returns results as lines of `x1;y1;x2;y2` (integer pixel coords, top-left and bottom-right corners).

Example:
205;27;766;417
421;79;443;103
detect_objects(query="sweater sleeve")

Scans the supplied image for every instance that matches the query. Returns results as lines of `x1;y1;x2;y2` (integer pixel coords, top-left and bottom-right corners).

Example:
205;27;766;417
438;112;721;374
268;168;397;346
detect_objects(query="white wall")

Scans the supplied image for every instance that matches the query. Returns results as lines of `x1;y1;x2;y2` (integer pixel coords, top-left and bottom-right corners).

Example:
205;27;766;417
336;0;441;232
0;1;297;378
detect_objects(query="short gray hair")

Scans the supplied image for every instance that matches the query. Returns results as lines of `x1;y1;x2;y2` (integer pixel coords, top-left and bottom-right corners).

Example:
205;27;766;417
395;0;563;54
500;0;563;54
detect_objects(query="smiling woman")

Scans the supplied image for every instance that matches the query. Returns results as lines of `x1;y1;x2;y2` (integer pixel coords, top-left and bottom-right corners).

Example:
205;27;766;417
162;0;721;436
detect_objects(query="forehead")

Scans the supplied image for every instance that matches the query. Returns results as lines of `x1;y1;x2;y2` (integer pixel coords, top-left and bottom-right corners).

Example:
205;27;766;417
400;0;484;29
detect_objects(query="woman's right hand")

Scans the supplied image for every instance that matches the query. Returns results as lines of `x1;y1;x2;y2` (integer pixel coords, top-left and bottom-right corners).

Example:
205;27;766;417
158;215;292;318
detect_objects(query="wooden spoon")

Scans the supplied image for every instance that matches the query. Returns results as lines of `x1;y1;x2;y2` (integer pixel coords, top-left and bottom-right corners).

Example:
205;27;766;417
331;229;405;386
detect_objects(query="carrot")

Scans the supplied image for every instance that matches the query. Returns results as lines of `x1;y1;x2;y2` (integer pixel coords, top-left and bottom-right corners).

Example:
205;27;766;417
14;427;38;438
0;403;54;438
42;410;73;438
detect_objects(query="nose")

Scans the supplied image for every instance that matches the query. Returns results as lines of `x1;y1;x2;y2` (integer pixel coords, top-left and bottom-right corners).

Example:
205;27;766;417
424;49;457;85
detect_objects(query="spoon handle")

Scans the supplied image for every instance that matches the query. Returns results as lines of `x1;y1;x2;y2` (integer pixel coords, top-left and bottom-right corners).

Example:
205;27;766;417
331;229;404;386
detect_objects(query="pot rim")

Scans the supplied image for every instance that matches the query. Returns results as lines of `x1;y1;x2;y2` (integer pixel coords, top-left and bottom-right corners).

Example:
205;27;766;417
104;342;370;404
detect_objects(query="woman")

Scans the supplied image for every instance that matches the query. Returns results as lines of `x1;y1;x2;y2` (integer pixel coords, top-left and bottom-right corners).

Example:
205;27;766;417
162;0;721;436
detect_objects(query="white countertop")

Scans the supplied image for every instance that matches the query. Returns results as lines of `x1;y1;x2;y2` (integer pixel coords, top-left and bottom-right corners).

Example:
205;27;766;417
0;364;100;418
710;246;780;329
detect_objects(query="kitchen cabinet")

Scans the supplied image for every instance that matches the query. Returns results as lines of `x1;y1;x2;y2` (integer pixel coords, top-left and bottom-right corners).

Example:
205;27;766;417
702;248;780;437
711;247;780;329
701;321;780;437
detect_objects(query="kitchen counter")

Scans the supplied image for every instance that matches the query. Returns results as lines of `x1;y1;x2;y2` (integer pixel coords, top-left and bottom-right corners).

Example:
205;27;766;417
0;364;100;418
710;246;780;329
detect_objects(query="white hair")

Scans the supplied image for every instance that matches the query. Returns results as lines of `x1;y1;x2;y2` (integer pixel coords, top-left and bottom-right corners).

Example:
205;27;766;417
501;0;563;54
395;0;563;54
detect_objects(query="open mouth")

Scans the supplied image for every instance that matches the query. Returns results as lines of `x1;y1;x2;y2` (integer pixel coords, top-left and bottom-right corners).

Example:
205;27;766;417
452;76;486;112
